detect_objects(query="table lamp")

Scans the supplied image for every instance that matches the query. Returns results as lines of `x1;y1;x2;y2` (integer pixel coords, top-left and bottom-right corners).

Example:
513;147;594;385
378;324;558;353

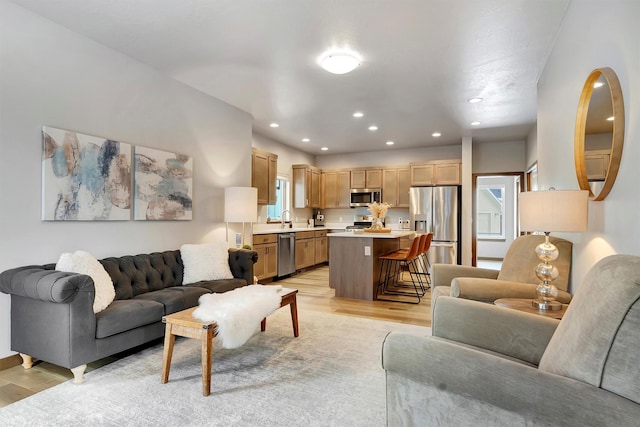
518;189;588;310
224;187;258;247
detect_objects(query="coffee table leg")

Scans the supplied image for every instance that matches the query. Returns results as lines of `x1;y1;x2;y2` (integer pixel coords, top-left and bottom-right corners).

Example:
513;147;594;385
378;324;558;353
290;294;299;337
261;317;267;332
161;324;175;384
201;327;214;396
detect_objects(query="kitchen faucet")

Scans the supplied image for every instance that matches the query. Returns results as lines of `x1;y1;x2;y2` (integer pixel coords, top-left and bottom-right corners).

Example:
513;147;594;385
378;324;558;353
281;209;291;228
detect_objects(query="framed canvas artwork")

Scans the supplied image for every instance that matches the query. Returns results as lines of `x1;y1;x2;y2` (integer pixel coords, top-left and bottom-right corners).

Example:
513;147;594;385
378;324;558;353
42;126;132;221
134;146;193;220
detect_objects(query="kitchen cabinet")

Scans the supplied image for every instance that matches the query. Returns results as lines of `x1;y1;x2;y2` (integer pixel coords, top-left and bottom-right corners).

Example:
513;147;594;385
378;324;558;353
585;150;610;181
295;231;316;269
410;161;461;186
314;230;328;264
382;167;410;207
293;164;321;208
253;234;278;281
321;170;350;208
251;148;278;205
351;168;382;189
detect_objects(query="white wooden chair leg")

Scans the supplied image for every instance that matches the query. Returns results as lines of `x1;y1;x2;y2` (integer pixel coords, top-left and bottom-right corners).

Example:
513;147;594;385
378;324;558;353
20;353;33;369
71;364;87;384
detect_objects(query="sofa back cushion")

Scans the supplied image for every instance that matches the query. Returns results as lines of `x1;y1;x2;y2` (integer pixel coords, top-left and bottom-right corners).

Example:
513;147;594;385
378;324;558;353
497;235;572;291
100;251;183;299
539;254;640;404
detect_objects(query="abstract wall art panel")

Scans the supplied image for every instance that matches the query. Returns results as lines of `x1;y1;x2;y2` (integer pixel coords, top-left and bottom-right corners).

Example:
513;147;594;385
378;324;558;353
42;127;132;221
134;146;193;220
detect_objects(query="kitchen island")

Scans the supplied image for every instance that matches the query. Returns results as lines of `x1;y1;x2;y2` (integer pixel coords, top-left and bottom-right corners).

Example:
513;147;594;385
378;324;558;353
328;230;416;300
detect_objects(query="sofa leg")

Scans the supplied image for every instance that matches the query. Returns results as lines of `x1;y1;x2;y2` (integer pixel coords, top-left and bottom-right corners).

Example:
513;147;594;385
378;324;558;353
71;364;87;384
20;353;33;369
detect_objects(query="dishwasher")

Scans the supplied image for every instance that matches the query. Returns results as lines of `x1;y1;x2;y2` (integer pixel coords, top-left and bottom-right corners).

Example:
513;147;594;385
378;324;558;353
277;233;296;277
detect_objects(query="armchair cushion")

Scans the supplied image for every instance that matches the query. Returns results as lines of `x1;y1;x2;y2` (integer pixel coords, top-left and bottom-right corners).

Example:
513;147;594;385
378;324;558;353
451;277;572;304
539;254;640;404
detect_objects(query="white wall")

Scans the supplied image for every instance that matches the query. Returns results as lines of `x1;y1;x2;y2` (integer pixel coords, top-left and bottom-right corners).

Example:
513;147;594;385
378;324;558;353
525;126;538;172
316;145;461;169
537;0;640;291
472;140;527;174
0;2;253;358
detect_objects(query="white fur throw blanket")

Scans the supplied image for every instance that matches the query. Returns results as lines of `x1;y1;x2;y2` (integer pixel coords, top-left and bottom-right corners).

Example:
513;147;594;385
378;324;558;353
192;285;284;349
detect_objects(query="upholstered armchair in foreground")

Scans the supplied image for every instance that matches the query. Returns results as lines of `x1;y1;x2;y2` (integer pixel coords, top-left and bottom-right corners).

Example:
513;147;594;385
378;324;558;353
431;235;574;312
382;254;640;426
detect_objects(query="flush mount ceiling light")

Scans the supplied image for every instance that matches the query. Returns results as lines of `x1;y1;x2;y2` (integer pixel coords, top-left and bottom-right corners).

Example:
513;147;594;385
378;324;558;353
468;97;483;103
319;51;360;74
368;125;378;131
269;123;279;128
386;141;394;146
321;147;329;151
432;132;442;137
302;138;310;142
353;112;364;118
471;121;481;126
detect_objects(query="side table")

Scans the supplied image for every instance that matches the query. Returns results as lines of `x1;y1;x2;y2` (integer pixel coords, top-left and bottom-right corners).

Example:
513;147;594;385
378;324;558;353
494;298;568;320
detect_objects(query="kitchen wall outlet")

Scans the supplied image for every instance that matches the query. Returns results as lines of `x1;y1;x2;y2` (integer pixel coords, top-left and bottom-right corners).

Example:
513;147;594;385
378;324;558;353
295;216;298;222
339;217;343;222
258;215;262;223
235;233;242;248
364;246;371;256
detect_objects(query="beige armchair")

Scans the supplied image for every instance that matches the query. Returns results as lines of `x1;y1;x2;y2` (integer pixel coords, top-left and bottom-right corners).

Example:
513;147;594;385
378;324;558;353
431;235;573;313
383;254;640;426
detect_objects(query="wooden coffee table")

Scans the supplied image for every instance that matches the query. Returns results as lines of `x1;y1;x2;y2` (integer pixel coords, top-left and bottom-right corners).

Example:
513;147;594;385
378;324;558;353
494;298;568;320
161;287;299;396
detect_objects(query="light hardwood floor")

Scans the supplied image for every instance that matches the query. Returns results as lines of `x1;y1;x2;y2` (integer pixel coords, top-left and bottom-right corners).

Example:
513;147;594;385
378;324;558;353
0;265;431;408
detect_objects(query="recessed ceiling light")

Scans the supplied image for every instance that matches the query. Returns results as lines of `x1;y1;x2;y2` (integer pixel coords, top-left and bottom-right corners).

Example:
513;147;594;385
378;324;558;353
368;125;378;131
432;132;442;137
302;138;310;142
269;123;279;128
593;82;604;88
319;51;360;75
471;121;481;126
468;97;483;103
321;147;329;151
386;141;394;146
607;116;615;121
353;112;364;118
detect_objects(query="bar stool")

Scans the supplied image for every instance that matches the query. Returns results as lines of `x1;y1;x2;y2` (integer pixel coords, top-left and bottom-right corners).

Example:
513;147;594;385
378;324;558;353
393;232;432;293
376;234;425;303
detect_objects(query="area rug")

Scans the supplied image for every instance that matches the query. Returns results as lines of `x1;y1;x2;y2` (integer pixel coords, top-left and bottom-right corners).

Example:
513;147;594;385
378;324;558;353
1;309;430;426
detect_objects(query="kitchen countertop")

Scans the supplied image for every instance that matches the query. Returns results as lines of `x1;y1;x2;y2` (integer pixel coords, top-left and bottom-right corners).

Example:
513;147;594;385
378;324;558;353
253;227;345;235
329;230;416;239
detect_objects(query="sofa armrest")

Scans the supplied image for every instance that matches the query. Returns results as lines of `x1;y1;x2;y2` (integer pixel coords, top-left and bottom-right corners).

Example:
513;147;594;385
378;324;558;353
452;277;572;304
382;333;640;426
0;265;94;303
432;296;559;365
227;248;258;284
431;263;499;288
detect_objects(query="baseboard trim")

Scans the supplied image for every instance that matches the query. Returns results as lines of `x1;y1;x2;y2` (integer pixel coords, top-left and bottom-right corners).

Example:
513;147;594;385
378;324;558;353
0;353;22;371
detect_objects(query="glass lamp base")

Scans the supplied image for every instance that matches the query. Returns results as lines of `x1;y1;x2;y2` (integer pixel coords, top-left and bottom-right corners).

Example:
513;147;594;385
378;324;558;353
532;300;563;311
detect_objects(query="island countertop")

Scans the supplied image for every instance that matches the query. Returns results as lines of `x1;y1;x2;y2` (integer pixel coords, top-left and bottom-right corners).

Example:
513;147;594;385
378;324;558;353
329;230;416;239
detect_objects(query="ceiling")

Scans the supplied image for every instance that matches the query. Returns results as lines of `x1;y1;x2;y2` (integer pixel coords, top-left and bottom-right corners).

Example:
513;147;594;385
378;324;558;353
10;0;572;155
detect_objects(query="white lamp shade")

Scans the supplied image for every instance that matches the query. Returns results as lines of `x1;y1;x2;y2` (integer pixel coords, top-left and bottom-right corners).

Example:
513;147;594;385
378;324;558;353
224;187;258;223
519;190;588;233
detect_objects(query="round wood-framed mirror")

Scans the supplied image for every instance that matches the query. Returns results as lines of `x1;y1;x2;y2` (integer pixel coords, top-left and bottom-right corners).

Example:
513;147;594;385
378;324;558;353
574;67;625;201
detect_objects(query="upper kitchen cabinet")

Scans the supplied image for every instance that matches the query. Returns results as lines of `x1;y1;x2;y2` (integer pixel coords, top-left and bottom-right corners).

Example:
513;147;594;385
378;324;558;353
321;170;350;208
410;160;461;186
382;167;411;207
252;148;278;205
351;168;382;189
293;164;321;208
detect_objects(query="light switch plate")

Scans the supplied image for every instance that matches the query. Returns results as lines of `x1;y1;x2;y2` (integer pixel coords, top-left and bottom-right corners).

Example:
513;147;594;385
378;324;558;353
364;246;371;256
235;233;242;248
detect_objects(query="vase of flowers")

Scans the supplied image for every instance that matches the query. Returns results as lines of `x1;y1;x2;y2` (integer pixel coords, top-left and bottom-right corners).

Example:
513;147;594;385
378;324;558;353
367;202;391;230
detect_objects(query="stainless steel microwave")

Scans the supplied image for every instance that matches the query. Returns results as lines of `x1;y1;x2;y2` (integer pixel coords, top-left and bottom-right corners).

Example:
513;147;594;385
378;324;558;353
350;188;382;207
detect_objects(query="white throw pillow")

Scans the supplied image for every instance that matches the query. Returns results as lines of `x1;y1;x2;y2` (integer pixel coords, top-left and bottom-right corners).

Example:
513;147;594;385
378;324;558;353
181;242;233;284
56;250;115;314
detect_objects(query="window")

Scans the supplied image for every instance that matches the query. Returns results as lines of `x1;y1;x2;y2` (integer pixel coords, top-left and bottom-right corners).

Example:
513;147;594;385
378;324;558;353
267;177;290;222
477;184;505;239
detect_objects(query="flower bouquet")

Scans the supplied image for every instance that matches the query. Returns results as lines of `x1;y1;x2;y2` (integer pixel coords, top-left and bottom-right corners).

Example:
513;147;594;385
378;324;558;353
365;202;392;232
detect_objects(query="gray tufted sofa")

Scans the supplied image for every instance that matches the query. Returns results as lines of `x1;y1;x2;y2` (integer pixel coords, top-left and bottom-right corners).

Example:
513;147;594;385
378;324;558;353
0;248;257;383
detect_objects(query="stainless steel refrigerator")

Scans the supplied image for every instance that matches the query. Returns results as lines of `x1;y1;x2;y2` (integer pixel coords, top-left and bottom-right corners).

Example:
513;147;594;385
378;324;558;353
409;186;461;264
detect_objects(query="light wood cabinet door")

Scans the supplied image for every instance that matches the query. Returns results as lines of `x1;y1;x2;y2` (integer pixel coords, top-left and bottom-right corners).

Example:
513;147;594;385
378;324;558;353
336;171;351;207
366;169;382;188
252;152;269;205
311;169;321;208
254;242;277;281
314;236;328;264
351;170;366;189
322;171;351;208
252;149;278;205
382;169;399;206
410;164;435;186
295;237;315;269
435;163;461;185
293;164;321;208
585;151;610;180
397;168;411;207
